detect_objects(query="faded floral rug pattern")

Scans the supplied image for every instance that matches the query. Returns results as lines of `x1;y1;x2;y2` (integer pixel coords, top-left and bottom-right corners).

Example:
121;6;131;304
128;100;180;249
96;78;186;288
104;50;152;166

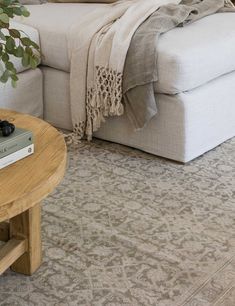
0;138;235;306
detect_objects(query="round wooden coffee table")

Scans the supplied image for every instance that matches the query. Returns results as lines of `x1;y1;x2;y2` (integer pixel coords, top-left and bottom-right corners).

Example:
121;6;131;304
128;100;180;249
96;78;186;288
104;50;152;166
0;109;67;275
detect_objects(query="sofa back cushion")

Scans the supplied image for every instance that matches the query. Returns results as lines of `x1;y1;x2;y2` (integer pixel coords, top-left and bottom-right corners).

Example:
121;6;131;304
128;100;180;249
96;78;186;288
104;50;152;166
19;0;45;4
49;0;118;2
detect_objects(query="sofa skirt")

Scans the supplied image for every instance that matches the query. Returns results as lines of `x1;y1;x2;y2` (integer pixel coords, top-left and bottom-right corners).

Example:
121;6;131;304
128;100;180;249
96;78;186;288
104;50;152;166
42;67;235;162
0;69;43;118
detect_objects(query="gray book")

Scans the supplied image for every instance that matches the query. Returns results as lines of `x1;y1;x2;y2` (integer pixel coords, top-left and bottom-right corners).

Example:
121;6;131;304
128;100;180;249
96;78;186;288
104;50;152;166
0;128;34;159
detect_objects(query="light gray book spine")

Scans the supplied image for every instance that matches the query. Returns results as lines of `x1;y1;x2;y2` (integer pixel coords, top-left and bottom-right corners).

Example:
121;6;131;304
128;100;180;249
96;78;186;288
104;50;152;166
0;144;34;170
0;128;34;159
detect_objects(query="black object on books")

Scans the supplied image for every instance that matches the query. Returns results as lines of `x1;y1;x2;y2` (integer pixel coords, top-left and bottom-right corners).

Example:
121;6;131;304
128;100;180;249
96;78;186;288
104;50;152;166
0;120;15;137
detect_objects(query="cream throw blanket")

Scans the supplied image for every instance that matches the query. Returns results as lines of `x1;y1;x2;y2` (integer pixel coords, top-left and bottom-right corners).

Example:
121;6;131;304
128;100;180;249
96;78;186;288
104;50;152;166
68;0;181;141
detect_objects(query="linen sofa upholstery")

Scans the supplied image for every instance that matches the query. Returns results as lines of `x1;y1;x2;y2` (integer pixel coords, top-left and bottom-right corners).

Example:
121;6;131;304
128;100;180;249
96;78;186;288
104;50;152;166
18;5;235;93
14;3;109;72
0;69;43;118
42;66;235;162
4;3;235;162
155;12;235;94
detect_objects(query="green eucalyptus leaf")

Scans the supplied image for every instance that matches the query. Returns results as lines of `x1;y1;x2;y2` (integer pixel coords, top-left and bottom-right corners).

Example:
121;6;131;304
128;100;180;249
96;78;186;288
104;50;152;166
29;56;38;69
0;0;41;86
11;74;18;82
30;41;40;50
5;61;15;72
15;45;23;57
0;13;9;24
20;37;31;46
0;70;9;83
22;52;29;67
0;30;6;41
2;52;9;62
13;7;22;16
11;78;17;88
5;36;15;51
21;7;30;18
9;28;20;38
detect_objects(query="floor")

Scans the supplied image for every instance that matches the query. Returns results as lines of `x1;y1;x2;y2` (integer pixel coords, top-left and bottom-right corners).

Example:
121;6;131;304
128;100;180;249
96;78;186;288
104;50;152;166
1;138;235;306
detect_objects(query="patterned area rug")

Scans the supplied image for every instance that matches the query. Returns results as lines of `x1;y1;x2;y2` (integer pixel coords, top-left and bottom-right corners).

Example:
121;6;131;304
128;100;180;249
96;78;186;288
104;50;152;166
1;138;235;306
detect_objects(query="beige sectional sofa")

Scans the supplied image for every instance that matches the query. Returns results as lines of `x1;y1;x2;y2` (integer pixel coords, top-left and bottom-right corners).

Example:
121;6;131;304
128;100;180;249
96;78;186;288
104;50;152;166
1;3;235;162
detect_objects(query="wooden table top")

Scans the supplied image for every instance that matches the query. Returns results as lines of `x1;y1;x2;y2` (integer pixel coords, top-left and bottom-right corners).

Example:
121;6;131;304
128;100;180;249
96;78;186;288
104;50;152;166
0;109;67;222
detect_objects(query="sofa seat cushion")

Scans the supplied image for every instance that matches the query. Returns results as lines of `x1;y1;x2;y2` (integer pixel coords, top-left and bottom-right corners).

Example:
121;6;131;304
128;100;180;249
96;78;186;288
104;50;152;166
18;5;235;93
2;22;40;74
155;13;235;94
16;3;110;73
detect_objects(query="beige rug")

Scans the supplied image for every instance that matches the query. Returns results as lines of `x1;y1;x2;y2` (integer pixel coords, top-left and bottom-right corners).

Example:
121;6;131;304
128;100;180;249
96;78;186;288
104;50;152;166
1;138;235;306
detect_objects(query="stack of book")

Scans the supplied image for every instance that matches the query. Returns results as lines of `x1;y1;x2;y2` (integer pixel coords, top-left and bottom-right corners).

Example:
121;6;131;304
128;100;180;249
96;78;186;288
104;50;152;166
0;128;34;170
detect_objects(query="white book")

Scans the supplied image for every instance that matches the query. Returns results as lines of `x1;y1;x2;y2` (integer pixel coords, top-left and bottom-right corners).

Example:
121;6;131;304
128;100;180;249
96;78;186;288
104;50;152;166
0;144;34;170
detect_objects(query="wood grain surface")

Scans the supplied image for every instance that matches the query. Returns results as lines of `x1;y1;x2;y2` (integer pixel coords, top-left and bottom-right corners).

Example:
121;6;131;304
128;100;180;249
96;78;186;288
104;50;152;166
0;109;67;222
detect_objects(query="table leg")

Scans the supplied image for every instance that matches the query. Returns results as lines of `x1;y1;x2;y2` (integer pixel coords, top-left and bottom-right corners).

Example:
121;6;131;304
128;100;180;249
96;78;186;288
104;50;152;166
0;222;9;242
9;203;42;275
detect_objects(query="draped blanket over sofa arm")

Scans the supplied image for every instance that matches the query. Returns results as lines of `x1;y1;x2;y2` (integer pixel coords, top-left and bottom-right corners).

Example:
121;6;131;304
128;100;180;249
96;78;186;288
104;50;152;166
67;0;235;143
